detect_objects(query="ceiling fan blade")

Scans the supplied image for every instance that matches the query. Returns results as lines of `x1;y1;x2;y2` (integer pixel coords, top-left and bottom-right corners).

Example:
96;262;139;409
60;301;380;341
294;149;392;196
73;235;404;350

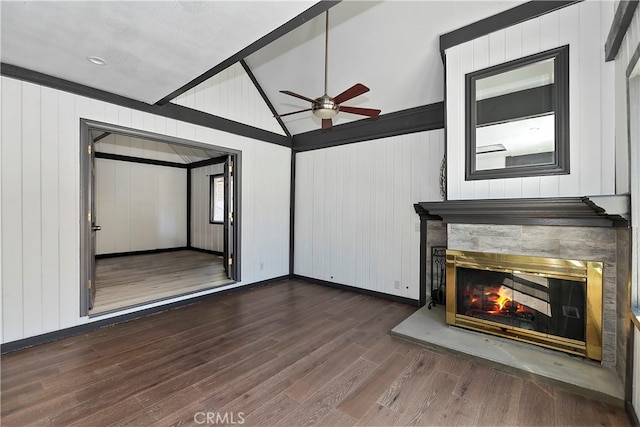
322;119;332;129
274;108;312;118
339;106;381;117
333;83;370;104
280;90;319;105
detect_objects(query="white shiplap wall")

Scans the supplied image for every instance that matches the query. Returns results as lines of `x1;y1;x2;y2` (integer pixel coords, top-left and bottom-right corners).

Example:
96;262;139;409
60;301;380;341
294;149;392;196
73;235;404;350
172;62;286;136
612;1;640;415
445;0;615;200
294;130;444;300
191;163;225;252
95;158;187;255
0;76;291;344
635;326;640;411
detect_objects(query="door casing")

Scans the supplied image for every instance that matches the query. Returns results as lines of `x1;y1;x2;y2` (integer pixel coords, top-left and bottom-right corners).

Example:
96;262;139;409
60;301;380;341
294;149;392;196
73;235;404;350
79;119;242;316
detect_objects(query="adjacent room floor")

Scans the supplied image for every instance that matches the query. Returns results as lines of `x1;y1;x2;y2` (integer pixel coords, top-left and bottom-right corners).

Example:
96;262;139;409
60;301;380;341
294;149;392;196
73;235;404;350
1;279;630;426
90;250;233;315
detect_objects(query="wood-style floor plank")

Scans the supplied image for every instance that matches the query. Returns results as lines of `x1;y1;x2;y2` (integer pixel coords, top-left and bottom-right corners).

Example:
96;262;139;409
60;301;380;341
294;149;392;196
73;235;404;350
278;357;377;426
284;342;367;403
337;352;416;420
356;403;400;426
240;392;300;426
476;370;524;426
0;279;631;426
516;381;558;427
91;250;233;314
376;349;442;415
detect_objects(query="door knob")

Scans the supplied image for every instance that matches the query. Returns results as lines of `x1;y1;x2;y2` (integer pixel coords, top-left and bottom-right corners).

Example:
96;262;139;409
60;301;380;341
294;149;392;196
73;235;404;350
92;225;102;231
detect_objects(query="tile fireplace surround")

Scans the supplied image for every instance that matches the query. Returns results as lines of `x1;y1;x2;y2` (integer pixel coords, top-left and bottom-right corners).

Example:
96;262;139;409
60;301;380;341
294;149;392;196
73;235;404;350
401;196;631;402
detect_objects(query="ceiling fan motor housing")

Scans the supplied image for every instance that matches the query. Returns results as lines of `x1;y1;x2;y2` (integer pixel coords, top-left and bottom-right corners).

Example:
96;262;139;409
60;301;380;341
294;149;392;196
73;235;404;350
312;95;339;119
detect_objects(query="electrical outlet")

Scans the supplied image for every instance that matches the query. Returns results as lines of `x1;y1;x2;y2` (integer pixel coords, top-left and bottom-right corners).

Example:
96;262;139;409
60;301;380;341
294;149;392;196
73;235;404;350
394;280;400;289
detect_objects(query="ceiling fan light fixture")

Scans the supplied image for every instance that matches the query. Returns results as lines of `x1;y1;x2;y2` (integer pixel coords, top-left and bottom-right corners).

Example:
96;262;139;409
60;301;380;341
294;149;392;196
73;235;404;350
312;95;339;119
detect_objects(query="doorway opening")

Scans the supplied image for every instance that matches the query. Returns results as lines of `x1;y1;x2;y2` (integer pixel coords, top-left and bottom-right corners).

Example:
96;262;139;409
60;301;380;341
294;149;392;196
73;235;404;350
79;120;241;316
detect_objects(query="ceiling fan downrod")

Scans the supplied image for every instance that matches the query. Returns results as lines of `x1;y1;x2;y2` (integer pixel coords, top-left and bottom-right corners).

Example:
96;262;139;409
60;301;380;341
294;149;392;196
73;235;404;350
312;10;339;121
324;10;329;96
277;7;381;129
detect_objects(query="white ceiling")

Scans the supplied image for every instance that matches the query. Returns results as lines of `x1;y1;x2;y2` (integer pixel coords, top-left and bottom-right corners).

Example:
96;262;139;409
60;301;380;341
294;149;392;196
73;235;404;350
0;1;317;104
1;0;526;136
247;1;525;134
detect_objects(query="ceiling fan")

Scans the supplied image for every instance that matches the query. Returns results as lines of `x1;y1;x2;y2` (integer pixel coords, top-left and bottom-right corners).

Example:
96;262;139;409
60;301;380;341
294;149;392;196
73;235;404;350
277;9;381;129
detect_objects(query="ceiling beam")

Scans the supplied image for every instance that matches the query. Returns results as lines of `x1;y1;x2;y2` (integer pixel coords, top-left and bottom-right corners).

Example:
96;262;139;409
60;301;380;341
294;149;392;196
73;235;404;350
439;1;582;56
95;152;188;169
292;102;444;152
155;1;340;105
605;0;639;62
241;59;291;138
188;156;228;170
1;63;291;147
92;132;111;143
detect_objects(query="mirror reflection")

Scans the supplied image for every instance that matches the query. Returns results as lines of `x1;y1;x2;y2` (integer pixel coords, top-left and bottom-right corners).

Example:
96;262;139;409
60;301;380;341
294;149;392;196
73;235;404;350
466;45;569;180
475;59;555;171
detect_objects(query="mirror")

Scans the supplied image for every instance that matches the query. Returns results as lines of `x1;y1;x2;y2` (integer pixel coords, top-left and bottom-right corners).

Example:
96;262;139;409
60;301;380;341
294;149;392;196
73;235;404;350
466;45;569;180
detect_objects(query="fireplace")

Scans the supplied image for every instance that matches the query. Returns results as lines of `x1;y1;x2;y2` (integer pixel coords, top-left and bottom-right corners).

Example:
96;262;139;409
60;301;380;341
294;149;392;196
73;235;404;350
446;250;603;360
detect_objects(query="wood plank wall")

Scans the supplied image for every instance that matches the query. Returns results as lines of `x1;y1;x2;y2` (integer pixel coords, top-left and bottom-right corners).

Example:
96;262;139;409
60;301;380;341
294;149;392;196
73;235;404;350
0;75;291;344
294;130;444;300
94;134;189;254
190;163;224;252
171;62;286;136
95;158;187;255
445;0;616;200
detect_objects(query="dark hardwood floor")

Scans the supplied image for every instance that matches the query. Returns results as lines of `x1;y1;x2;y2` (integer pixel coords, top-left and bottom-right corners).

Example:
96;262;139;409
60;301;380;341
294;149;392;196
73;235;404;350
1;279;631;426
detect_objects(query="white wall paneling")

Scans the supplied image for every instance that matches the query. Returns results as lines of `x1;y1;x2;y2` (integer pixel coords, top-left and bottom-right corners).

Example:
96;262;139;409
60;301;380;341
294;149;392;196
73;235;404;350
190;163;224;252
22;80;44;337
635;326;640;412
614;2;640;419
94;158;187;255
294;130;444;300
445;0;616;200
2;77;24;341
0;75;291;344
171;62;286;137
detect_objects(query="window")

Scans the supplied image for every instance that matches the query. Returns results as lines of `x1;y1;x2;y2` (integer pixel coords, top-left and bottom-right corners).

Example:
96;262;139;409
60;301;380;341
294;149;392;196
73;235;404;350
210;174;224;223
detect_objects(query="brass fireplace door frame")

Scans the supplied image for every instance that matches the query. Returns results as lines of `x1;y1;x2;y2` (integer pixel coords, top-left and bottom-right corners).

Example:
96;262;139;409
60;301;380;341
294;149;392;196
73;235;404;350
445;250;603;360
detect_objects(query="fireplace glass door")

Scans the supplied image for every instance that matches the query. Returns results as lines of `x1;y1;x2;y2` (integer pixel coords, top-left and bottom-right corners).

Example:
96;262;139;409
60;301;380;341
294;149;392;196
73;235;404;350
456;267;586;342
446;250;603;360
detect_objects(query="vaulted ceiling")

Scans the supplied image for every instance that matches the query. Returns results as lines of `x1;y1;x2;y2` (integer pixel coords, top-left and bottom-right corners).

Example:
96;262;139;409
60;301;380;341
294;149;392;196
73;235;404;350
1;1;525;137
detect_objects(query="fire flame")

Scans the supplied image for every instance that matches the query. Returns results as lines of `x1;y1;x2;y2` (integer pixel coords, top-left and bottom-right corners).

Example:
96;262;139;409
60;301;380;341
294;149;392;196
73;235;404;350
463;286;532;316
489;293;511;314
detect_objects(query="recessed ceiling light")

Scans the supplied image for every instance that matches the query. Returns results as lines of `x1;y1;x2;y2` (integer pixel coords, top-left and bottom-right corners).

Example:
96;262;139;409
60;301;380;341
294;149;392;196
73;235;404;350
87;56;107;66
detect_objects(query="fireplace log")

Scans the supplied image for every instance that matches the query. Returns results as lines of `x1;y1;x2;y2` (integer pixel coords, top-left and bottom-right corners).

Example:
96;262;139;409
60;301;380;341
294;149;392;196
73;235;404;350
497;285;551;316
